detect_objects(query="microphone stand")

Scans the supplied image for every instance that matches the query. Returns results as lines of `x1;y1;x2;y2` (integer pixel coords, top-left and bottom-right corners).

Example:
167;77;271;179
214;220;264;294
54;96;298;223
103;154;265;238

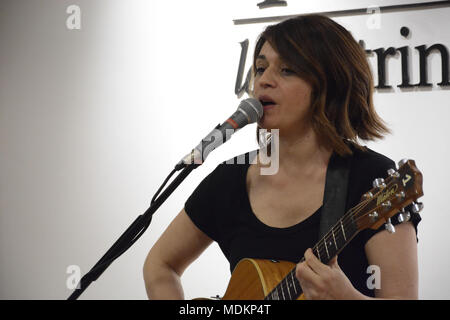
67;163;199;300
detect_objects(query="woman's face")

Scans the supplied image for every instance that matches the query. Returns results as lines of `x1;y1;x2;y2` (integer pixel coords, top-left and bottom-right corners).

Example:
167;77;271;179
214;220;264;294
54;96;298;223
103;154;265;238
253;41;313;136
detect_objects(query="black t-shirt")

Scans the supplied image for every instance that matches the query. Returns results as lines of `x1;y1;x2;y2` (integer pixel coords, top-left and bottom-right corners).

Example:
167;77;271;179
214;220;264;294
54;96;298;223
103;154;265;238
184;146;421;298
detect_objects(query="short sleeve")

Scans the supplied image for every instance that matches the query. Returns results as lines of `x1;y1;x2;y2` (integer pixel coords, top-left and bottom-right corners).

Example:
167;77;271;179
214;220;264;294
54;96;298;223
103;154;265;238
184;166;223;243
362;204;421;244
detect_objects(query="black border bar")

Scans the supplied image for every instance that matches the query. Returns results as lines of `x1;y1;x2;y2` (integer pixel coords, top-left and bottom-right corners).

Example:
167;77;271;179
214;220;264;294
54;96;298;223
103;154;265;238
233;0;450;25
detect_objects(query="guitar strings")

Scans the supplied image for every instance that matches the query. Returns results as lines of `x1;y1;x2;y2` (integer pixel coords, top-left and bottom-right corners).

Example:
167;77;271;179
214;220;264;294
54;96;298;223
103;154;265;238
313;175;403;261
265;198;372;300
266;198;373;300
266;178;403;300
266;199;388;300
267;203;370;300
272;182;407;301
313;178;402;262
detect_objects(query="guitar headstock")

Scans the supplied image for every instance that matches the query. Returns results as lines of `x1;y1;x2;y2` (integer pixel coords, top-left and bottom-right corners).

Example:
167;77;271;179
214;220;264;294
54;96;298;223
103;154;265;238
354;159;424;233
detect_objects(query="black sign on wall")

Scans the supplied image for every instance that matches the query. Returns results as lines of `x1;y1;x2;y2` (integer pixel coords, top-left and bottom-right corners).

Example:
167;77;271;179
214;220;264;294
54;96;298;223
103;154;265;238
234;1;450;97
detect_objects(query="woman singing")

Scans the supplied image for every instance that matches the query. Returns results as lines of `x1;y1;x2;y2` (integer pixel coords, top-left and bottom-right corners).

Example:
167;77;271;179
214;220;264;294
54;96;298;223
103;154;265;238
143;14;421;300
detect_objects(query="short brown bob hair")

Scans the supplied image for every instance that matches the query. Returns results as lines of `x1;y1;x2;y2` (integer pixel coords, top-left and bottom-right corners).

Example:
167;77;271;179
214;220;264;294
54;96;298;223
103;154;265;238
252;14;390;156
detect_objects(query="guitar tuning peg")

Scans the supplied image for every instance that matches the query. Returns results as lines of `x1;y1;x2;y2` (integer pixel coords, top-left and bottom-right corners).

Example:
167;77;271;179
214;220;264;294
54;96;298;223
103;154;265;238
396;191;406;200
412;202;424;213
398;158;408;168
373;178;386;188
385;218;396;234
381;201;392;209
397;208;411;223
387;168;400;178
362;191;374;200
369;211;379;222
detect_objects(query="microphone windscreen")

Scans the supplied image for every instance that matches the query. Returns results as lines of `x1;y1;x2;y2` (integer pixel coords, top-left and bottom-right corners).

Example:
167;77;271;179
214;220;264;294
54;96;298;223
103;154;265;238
239;98;263;123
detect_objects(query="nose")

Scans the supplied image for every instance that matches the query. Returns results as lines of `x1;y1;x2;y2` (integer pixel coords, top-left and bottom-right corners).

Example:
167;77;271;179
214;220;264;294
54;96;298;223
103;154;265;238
256;69;277;89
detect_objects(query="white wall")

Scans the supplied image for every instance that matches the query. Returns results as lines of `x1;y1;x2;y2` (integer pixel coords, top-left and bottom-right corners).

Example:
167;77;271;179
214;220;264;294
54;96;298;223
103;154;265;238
0;0;448;299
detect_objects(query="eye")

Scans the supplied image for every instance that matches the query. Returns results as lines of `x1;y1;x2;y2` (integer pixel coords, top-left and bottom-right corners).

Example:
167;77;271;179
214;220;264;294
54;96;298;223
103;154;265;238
255;67;265;75
281;68;296;75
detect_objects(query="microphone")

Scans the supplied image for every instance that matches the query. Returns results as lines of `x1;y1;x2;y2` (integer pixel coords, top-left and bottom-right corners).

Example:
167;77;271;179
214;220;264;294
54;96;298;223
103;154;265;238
176;98;263;169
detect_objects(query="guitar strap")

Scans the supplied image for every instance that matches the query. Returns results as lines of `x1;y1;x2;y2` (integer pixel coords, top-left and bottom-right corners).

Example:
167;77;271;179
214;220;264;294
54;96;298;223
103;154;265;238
318;150;352;240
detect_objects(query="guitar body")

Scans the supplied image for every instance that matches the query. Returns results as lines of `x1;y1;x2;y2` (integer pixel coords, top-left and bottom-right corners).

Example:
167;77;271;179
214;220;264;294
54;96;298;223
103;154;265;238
221;258;305;300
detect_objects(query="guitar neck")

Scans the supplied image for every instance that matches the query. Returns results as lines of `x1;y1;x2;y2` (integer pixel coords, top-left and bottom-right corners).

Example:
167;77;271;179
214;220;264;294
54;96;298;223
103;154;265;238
264;208;360;300
263;159;423;300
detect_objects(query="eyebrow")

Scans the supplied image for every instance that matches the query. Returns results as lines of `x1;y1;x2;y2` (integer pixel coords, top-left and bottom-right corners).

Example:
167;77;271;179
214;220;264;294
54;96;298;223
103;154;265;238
256;54;283;64
256;55;266;61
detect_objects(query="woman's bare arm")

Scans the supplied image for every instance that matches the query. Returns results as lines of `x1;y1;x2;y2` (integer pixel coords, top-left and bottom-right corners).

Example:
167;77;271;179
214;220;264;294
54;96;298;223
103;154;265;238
143;208;213;299
364;221;419;299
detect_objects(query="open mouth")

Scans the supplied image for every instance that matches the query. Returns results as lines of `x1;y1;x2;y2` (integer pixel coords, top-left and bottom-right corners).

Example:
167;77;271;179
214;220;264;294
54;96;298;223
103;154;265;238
261;101;276;107
259;96;277;108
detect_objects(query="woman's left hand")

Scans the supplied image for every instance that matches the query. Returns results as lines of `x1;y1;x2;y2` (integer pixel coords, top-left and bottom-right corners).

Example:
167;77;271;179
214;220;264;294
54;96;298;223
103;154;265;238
295;248;363;300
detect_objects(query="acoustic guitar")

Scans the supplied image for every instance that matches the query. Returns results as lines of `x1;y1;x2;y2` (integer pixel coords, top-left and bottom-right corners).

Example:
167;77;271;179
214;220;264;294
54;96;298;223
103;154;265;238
212;159;423;300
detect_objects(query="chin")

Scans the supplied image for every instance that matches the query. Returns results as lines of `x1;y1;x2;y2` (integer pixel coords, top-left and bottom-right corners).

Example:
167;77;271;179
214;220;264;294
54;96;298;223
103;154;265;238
258;117;280;131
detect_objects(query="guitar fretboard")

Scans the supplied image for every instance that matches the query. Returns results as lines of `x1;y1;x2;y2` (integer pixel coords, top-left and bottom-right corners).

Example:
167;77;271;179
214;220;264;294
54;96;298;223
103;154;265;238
262;159;422;300
264;211;359;300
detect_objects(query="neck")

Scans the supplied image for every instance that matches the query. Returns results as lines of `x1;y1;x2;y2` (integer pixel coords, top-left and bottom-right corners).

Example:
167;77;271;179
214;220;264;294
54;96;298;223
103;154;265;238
265;125;333;176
